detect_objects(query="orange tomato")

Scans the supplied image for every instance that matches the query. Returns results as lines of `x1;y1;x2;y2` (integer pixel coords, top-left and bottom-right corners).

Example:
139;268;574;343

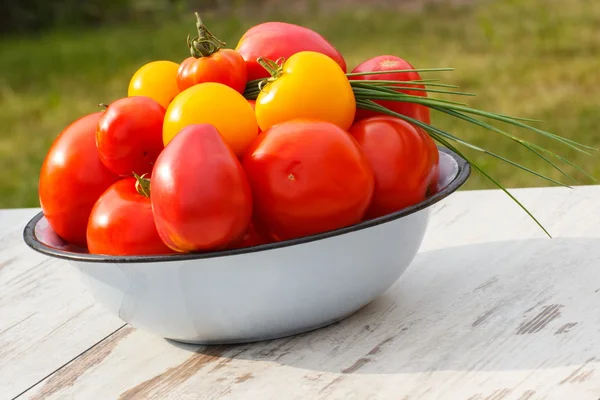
128;61;180;109
163;83;258;156
255;51;355;132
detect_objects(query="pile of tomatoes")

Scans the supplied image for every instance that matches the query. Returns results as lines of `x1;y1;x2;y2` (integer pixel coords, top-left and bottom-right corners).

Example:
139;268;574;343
38;16;440;256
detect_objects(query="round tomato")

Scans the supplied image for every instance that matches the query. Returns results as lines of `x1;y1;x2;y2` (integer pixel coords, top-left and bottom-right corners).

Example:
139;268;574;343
242;119;374;241
87;178;174;256
163;82;258;156
348;116;439;219
97;96;165;177
39;112;119;247
350;55;430;125
178;49;246;93
152;124;253;252
255;51;355;132
128;60;180;109
236;22;347;81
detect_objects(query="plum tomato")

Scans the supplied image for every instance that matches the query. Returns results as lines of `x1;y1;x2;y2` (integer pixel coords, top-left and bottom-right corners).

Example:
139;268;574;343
235;22;347;81
348;116;439;219
163;82;258;157
151;124;253;252
87;177;175;256
350;55;431;125
96;96;166;177
242;119;374;241
128;60;181;109
39;112;119;247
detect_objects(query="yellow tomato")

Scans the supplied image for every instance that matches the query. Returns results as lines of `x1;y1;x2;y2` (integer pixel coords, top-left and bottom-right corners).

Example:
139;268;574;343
128;61;180;109
255;51;356;132
163;83;258;156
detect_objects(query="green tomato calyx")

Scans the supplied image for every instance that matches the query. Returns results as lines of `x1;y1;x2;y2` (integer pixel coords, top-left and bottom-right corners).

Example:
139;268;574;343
188;12;226;58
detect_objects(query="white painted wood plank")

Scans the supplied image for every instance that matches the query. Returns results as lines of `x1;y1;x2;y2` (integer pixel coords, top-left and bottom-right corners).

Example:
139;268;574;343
0;208;124;400
15;186;600;400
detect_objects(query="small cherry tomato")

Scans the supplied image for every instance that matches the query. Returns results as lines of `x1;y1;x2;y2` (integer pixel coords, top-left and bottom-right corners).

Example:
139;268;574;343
97;96;166;177
39;112;119;247
242;119;374;241
235;21;347;81
87;177;174;256
255;51;356;132
152;124;253;252
348;116;439;219
350;55;430;125
128;60;181;109
177;14;246;93
163;82;258;156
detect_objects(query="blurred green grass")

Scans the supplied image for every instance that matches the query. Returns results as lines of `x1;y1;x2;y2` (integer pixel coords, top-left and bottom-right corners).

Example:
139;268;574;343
1;0;599;209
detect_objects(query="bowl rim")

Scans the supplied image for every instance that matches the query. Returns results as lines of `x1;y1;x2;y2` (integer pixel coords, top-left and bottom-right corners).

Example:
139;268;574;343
23;147;470;263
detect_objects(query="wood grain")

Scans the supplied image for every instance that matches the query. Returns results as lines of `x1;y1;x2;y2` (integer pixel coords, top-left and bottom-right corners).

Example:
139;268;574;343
0;209;124;400
9;186;600;399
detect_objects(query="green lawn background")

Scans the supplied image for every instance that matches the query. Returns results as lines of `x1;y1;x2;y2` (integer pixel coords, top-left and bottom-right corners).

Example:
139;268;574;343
1;0;598;209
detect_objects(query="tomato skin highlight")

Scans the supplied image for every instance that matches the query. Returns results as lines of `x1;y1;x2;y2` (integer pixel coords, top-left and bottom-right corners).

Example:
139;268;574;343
235;22;347;81
242;119;374;241
39;112;120;247
96;96;166;177
163;82;258;157
151;124;253;252
128;60;181;109
348;116;439;219
178;49;247;93
255;51;355;132
350;55;431;125
87;178;175;256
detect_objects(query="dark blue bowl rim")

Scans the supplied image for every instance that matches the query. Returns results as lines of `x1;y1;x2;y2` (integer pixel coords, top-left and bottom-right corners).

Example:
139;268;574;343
23;146;471;263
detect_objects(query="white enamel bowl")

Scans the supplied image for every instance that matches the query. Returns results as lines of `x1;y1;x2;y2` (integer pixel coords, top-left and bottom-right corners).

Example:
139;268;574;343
24;147;470;344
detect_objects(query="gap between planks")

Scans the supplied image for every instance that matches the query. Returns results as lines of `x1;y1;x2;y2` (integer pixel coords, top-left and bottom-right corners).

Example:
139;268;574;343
10;324;128;400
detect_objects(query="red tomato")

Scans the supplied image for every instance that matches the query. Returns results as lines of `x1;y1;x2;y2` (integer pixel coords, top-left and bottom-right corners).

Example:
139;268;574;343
350;55;430;125
177;14;247;93
242;119;374;241
87;178;174;256
235;22;347;81
348;116;439;219
151;124;253;252
96;97;165;177
178;49;247;93
39;112;119;247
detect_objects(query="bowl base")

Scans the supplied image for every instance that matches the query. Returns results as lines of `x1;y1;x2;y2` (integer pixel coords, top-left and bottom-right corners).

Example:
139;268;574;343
162;307;363;346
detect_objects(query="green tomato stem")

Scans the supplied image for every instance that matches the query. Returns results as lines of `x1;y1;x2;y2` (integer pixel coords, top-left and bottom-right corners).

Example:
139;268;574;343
133;172;151;198
256;57;284;80
188;12;226;58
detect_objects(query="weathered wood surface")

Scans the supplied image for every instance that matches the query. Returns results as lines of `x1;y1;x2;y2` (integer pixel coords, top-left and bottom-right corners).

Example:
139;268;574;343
0;209;124;400
4;186;600;400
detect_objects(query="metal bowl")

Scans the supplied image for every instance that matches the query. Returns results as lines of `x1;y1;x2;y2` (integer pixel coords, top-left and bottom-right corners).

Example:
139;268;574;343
23;147;470;344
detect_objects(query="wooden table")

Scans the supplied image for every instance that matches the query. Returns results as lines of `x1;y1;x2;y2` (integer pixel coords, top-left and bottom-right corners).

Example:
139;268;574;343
2;186;600;400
